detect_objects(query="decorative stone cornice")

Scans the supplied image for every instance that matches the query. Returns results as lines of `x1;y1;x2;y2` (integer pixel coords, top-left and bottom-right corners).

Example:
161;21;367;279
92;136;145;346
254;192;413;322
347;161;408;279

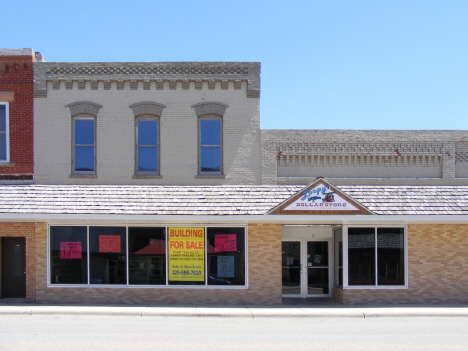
191;102;229;117
65;101;103;117
129;101;166;117
34;62;260;98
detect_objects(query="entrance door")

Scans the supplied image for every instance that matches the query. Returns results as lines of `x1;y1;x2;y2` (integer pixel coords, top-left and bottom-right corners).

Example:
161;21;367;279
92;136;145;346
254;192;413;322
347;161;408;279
282;239;331;297
1;237;26;298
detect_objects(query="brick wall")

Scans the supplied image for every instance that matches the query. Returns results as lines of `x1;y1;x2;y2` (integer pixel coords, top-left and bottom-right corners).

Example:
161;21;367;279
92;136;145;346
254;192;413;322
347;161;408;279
0;222;38;301
0;52;34;181
262;129;468;185
338;224;468;304
34;80;261;185
35;223;282;305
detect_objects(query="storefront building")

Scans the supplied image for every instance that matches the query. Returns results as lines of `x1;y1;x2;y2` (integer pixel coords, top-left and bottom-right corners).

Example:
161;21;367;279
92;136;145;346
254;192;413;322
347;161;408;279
0;50;467;305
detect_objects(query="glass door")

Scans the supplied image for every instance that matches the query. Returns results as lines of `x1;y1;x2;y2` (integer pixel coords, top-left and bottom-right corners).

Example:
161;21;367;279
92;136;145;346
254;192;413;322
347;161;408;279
282;241;301;296
282;239;331;297
306;241;329;296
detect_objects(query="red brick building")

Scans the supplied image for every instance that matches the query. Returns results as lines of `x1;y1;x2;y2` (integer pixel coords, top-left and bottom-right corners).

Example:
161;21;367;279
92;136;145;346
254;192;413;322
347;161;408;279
0;49;41;183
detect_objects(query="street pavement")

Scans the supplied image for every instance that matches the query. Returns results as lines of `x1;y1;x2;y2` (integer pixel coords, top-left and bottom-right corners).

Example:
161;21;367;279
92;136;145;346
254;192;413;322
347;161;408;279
1;298;468;318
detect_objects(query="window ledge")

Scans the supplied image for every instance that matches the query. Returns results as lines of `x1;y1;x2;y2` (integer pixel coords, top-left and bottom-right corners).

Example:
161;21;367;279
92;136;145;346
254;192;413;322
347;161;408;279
195;174;225;179
133;175;163;179
0;163;15;167
69;174;97;179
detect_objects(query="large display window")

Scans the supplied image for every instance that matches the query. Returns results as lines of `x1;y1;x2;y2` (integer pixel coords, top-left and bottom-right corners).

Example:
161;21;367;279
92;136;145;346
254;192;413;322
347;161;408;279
49;225;246;288
347;226;405;287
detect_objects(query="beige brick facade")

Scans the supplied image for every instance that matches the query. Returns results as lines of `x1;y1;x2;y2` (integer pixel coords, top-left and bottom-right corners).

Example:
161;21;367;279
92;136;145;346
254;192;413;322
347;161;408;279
336;224;468;304
34;223;282;305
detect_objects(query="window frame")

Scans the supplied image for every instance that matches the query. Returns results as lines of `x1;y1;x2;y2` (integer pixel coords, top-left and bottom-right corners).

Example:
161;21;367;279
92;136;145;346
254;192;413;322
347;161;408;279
198;115;223;175
343;225;408;290
134;115;160;176
47;224;248;290
0;102;10;163
72;115;96;175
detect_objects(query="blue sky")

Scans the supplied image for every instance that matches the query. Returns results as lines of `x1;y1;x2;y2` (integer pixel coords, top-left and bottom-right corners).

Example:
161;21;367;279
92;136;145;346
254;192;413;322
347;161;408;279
2;0;467;130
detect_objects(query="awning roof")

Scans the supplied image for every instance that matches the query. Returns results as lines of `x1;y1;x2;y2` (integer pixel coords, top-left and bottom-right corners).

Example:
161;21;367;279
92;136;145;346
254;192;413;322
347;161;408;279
0;184;467;216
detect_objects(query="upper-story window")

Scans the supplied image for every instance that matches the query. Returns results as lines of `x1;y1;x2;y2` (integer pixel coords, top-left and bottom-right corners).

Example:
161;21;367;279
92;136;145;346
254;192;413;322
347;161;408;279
192;102;228;176
136;117;159;173
65;102;102;176
0;102;10;163
129;102;166;177
73;117;95;173
199;117;222;173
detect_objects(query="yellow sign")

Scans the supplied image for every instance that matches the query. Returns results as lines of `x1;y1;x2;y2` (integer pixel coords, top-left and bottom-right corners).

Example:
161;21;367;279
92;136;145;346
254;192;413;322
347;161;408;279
168;227;205;282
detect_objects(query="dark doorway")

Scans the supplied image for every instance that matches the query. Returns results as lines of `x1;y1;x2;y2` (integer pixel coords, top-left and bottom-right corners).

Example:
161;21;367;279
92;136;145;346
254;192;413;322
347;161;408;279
1;237;26;298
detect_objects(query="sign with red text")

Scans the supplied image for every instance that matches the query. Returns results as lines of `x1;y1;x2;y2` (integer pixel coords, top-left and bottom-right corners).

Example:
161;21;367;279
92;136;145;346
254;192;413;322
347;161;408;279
99;235;121;253
168;227;204;282
60;242;82;259
283;184;359;211
215;234;237;252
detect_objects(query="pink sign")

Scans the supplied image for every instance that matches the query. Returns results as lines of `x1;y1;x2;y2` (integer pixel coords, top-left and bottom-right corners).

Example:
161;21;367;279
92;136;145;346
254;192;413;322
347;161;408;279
215;234;237;252
60;242;82;259
99;235;121;253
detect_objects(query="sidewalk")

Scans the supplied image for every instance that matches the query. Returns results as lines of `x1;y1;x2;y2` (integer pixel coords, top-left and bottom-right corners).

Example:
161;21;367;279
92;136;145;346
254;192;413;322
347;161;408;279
1;300;468;318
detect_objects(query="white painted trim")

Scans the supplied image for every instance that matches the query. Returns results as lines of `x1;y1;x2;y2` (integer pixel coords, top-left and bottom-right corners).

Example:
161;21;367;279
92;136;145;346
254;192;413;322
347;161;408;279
46;224;248;290
3;214;468;224
343;225;408;290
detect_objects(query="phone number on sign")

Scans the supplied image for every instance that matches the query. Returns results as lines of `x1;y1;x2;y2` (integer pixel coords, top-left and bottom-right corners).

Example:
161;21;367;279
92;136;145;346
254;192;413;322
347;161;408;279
172;270;202;276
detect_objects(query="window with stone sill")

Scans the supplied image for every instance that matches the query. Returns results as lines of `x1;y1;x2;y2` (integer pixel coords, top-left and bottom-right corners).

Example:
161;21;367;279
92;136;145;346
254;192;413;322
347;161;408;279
72;116;95;174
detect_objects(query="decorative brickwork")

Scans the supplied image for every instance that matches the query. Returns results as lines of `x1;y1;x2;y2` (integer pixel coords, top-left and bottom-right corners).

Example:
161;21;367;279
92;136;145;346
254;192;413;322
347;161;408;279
129;101;166;117
34;62;261;99
35;223;282;305
65;101;103;117
338;224;468;304
262;130;467;185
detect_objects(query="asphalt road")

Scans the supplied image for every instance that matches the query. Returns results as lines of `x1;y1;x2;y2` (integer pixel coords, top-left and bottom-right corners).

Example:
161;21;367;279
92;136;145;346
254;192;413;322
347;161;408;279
1;315;468;350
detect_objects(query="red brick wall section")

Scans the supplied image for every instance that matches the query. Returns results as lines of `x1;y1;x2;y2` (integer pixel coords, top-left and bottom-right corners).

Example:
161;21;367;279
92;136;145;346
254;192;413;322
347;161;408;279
340;224;468;304
35;224;283;305
0;55;34;178
0;222;37;302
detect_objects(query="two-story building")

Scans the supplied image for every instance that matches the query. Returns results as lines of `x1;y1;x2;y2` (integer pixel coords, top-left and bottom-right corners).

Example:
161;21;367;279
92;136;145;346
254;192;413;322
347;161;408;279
1;49;468;305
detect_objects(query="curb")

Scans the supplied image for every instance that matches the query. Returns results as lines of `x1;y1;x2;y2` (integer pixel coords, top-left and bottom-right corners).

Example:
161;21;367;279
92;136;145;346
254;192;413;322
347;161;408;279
2;306;468;318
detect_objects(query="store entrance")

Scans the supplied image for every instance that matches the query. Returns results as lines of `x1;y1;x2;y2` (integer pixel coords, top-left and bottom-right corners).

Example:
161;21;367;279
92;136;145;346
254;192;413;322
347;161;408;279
1;237;26;298
282;239;331;297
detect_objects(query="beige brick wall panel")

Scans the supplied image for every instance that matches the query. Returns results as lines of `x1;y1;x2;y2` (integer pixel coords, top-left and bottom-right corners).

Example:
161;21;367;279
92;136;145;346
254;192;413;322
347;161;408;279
341;224;468;304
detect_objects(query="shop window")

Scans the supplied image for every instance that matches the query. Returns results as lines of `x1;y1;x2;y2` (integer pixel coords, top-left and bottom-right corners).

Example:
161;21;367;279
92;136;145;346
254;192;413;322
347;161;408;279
347;227;405;287
0;102;9;163
128;227;166;285
136;118;159;174
50;226;88;285
48;226;246;288
73;117;95;173
89;227;126;285
199;117;222;174
206;227;245;286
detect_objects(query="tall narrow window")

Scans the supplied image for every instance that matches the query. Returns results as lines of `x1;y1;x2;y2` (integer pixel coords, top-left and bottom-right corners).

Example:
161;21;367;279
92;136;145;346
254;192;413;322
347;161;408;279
192;102;228;176
136;118;159;173
73;118;95;173
0;102;9;163
199;117;222;173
